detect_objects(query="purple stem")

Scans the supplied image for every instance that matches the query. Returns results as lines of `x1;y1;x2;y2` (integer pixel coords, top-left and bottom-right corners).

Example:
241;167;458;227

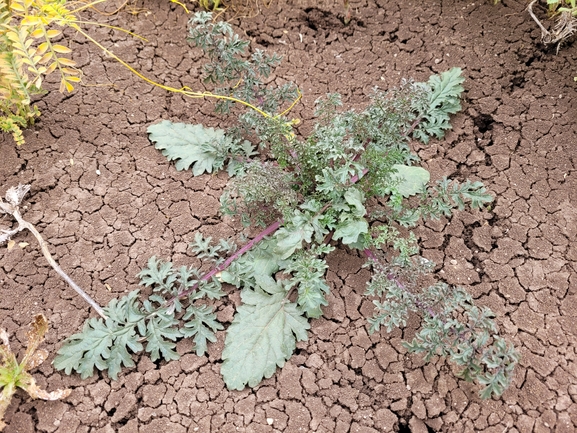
349;168;369;184
174;220;282;301
171;114;425;305
403;116;422;137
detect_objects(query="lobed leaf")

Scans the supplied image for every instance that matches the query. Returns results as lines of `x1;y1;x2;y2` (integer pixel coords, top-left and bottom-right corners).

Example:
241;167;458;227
221;277;309;390
390;164;430;197
147;120;228;176
54;292;145;379
414;67;465;143
137;256;177;292
181;305;224;356
142;315;181;362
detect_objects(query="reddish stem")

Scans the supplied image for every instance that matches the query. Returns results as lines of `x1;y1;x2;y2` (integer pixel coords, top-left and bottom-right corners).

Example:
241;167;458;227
174;220;282;301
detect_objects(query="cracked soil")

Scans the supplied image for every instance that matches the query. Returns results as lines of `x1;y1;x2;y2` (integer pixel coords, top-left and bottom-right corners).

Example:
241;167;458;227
1;0;577;431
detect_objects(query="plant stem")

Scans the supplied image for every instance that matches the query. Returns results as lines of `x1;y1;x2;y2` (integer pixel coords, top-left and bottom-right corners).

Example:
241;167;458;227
11;209;107;320
173;220;282;302
404;116;423;137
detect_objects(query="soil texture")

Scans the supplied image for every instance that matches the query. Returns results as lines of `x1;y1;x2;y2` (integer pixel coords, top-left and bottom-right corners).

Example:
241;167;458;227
1;0;577;431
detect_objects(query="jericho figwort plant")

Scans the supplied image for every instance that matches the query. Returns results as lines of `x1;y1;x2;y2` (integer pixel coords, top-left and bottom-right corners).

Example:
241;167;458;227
54;12;519;399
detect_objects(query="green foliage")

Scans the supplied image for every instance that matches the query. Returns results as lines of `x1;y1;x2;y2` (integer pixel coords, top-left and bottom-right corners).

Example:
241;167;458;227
547;0;577;16
148;121;256;176
367;246;519;398
221;275;309;390
390;164;430;197
413;67;465;144
56;12;518;400
54;256;224;379
187;11;298;116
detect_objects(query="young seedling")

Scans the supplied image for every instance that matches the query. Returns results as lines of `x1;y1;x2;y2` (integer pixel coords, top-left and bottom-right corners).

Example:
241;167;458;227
55;12;519;399
0;184;105;319
0;315;71;432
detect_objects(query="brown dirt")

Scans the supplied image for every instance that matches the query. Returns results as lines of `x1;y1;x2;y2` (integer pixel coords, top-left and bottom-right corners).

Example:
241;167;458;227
1;0;577;431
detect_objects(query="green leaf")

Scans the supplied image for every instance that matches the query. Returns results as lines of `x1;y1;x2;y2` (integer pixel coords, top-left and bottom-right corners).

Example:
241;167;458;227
284;247;333;319
333;218;368;245
274;215;314;259
415;68;465;143
143;314;181;362
343;186;366;218
221;278;309;390
147;121;227;176
296;280;329;319
391;164;430;197
53;292;145;380
428;67;464;113
181;305;224;356
138;256;177;293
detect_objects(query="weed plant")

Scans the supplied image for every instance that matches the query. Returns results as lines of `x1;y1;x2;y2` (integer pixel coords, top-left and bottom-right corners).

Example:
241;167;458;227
0;315;70;431
55;12;519;399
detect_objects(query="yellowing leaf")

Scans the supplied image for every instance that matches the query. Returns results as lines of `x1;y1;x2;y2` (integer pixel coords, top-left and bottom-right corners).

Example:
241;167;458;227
30;74;43;88
7;240;15;250
46;62;58;74
9;2;26;12
57;57;76;67
6;31;20;43
21;57;36;68
0;315;71;429
66;76;81;83
35;42;49;56
52;44;71;54
13;49;30;59
60;79;74;93
61;67;80;76
21;16;42;26
30;28;44;39
19;242;29;248
45;29;62;39
38;52;52;64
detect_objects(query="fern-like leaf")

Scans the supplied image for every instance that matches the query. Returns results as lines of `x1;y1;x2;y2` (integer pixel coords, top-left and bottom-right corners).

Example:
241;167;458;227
414;67;465;143
137;256;178;294
147;121;229;175
53;292;145;379
181;304;223;356
140;308;181;362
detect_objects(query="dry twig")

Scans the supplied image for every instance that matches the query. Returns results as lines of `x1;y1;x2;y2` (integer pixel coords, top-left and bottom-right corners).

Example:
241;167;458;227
0;185;106;319
527;0;577;52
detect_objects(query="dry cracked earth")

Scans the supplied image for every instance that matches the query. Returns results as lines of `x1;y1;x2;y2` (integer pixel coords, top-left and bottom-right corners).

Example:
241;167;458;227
1;0;577;431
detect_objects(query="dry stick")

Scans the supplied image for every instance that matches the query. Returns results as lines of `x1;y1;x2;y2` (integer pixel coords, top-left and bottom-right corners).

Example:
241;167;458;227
527;0;552;42
10;209;107;320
